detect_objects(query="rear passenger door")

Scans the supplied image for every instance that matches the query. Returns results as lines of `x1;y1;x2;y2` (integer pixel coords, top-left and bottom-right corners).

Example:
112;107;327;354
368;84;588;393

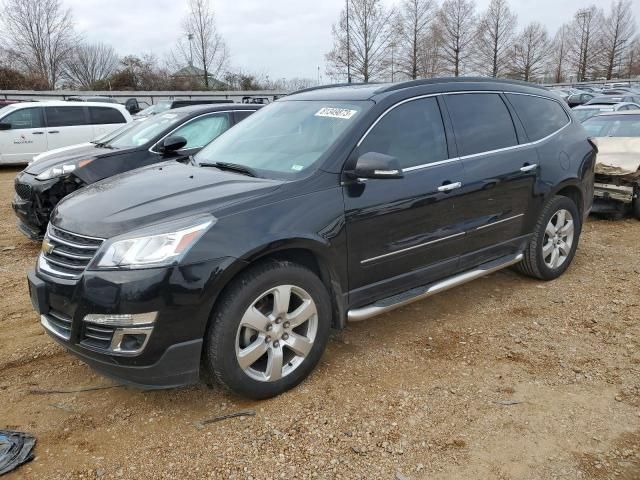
88;106;127;138
44;106;94;150
443;92;539;268
344;96;467;306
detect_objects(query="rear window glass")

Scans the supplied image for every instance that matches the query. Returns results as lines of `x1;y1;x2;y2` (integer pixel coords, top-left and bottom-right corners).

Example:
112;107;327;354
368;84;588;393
507;94;570;141
89;107;125;124
583;115;640;137
445;93;518;156
45;106;88;127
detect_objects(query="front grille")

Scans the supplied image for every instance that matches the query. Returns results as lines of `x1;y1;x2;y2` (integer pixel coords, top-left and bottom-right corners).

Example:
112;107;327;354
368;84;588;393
43;310;73;340
40;225;105;279
15;181;32;200
80;323;116;350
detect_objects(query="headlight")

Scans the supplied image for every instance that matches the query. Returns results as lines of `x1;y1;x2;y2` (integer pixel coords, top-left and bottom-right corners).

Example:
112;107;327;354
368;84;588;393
36;158;95;180
92;215;215;269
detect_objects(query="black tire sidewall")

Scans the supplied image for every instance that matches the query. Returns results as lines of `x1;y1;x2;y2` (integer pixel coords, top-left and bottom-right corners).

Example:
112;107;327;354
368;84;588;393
206;262;331;399
533;196;582;280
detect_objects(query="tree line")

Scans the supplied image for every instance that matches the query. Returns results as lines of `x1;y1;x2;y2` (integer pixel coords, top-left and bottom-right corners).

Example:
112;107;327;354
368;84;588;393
0;0;316;91
326;0;640;84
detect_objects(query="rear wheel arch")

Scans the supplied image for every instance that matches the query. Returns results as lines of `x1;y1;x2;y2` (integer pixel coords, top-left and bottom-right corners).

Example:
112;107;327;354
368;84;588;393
555;184;584;217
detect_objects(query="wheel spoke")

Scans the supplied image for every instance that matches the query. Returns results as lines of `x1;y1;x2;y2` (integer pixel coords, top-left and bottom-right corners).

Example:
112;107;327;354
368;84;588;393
549;247;560;268
273;286;292;317
287;299;317;328
283;332;313;358
558;220;574;238
265;346;284;381
558;241;571;256
542;239;554;257
556;210;566;229
237;336;268;370
240;307;270;333
545;222;557;236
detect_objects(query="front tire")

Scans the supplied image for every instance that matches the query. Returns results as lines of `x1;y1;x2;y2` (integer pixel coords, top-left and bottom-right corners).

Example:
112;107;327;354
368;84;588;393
204;260;331;399
516;195;581;280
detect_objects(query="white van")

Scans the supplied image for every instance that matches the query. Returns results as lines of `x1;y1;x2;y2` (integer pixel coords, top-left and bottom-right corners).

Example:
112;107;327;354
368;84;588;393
0;101;132;165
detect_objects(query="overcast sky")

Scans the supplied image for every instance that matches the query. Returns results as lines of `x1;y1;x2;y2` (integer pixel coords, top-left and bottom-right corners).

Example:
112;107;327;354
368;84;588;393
68;0;640;80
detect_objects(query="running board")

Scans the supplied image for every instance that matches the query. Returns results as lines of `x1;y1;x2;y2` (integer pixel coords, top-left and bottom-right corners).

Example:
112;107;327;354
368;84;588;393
347;253;524;322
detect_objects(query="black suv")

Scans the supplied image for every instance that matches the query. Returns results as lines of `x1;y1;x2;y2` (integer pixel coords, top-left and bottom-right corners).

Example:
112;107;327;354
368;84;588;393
28;78;595;399
13;104;260;239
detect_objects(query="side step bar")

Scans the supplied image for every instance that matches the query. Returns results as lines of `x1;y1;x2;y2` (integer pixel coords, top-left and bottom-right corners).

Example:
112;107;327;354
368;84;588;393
347;252;524;322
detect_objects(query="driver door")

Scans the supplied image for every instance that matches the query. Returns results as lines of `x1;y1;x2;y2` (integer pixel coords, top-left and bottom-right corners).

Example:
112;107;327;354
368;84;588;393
343;96;467;307
0;107;47;164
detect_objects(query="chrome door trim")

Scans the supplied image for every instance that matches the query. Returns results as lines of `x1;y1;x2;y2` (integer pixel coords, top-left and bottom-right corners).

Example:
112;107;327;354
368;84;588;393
361;232;465;265
475;213;525;231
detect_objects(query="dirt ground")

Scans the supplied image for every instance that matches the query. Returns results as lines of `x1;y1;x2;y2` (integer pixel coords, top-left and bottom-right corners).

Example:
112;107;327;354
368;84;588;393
1;165;639;480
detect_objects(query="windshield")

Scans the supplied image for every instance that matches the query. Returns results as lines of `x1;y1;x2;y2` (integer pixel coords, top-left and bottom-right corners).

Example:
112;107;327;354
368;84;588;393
194;100;370;178
583;115;640;137
574;108;608;122
136;101;171;117
106;112;186;148
92;122;136;144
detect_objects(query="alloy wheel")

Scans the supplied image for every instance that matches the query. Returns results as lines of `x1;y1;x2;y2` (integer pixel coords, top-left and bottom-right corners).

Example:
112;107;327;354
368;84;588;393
235;285;318;382
542;208;574;269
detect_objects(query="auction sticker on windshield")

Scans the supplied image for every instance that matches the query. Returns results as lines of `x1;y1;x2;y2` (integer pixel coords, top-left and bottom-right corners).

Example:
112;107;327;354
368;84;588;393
315;107;358;120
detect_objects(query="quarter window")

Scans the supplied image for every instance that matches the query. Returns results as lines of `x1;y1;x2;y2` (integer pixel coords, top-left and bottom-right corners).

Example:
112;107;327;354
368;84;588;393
166;113;231;150
507;94;570;142
1;107;44;129
45;106;88;127
358;97;448;169
445;93;518;156
89;107;126;125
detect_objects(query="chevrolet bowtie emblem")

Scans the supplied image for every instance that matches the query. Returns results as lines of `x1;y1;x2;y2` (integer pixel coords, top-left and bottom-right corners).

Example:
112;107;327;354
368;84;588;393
42;238;55;255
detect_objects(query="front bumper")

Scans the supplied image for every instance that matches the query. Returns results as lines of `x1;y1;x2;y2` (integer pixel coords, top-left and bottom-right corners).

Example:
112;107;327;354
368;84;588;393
11;173;59;240
28;256;235;388
592;178;638;214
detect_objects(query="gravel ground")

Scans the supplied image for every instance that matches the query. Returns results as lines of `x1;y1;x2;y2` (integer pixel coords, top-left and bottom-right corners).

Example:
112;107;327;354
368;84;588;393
1;165;639;480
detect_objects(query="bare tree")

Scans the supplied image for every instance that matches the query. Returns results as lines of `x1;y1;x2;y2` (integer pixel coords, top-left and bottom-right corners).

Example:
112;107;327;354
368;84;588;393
437;0;477;77
63;42;119;89
548;24;570;83
474;0;517;77
326;0;396;82
1;0;75;88
418;23;445;77
600;0;636;80
625;37;640;77
568;6;604;81
395;0;435;80
170;0;228;87
509;22;550;82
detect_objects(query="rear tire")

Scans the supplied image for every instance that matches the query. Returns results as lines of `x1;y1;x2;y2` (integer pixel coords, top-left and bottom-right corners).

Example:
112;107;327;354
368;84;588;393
516;195;581;280
204;260;331;399
632;188;640;220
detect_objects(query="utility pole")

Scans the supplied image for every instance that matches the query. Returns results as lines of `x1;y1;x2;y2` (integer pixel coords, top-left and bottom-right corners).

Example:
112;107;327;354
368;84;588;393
187;33;194;67
346;0;352;83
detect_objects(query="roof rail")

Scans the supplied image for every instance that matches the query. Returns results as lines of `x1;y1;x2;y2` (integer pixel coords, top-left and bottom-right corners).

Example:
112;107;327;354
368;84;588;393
291;82;379;95
374;77;548;94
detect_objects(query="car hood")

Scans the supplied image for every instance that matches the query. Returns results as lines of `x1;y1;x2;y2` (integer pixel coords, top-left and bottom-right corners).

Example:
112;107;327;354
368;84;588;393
52;161;283;238
25;143;119;175
593;137;640;177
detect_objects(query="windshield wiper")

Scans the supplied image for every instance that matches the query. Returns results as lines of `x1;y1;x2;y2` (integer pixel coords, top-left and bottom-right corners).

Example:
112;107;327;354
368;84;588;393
199;161;257;177
92;141;116;149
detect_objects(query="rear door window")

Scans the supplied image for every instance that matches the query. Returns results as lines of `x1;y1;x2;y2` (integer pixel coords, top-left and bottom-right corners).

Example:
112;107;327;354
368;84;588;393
507;94;570;141
445;93;518;156
1;107;44;129
89;107;126;124
358;97;449;169
45;106;88;127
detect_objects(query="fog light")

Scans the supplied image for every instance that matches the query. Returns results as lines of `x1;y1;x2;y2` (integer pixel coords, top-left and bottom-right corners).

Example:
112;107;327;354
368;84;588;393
83;312;157;327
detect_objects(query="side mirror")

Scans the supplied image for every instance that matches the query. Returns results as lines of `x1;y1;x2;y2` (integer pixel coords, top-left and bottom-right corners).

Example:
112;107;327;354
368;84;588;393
347;152;403;179
0;123;12;130
159;135;187;154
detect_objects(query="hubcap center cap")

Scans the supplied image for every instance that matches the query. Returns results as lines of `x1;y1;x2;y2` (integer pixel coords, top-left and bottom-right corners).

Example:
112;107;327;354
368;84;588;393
270;321;285;340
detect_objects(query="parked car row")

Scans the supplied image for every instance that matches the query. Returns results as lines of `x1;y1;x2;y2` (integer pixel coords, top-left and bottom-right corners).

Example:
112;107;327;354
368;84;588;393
21;78;597;399
551;83;640;123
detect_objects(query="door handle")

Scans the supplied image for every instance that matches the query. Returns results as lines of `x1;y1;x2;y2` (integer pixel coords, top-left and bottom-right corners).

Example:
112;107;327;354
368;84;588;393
520;163;538;172
32;131;44;135
48;130;60;134
438;181;462;192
